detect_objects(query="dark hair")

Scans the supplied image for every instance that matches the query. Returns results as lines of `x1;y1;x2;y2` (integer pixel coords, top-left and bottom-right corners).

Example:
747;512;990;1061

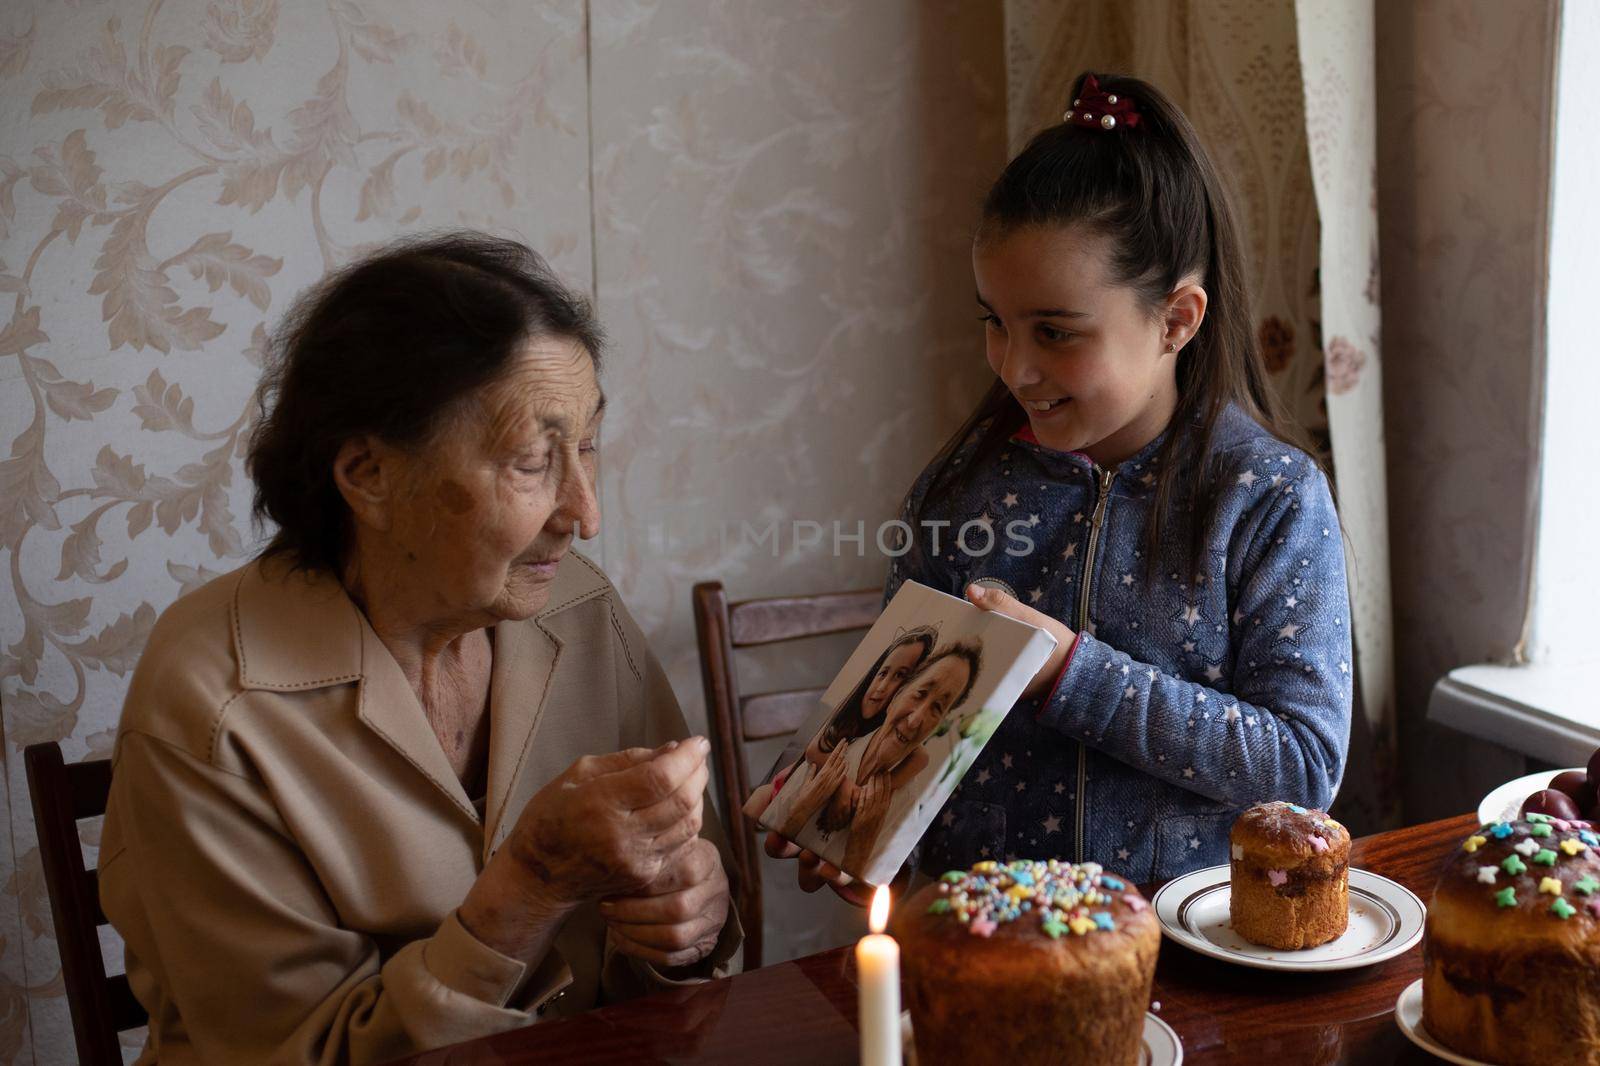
915;72;1327;574
818;626;939;753
911;638;983;721
247;232;603;574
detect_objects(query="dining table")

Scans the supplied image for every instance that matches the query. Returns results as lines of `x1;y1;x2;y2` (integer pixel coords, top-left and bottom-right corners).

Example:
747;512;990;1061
391;812;1478;1065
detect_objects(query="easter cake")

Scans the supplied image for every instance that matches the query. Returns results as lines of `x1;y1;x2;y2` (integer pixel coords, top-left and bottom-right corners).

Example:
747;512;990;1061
892;859;1159;1066
1229;800;1351;949
1422;814;1600;1065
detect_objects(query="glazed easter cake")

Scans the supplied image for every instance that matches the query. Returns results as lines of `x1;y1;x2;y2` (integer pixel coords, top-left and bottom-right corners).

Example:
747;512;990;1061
891;859;1159;1066
1229;800;1352;949
1423;814;1600;1065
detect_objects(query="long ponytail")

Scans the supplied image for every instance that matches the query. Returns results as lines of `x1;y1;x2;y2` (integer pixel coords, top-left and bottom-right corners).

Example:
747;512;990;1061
914;71;1327;576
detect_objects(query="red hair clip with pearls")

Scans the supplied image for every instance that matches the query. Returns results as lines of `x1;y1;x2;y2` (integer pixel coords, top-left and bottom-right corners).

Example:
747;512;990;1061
1062;75;1141;131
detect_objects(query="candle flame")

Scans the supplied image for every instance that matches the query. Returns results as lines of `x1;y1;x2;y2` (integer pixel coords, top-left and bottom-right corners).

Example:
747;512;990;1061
869;884;890;933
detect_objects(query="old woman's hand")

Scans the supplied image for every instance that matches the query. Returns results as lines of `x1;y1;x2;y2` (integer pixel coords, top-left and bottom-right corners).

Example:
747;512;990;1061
500;738;711;903
459;739;710;964
842;773;893;874
600;837;730;969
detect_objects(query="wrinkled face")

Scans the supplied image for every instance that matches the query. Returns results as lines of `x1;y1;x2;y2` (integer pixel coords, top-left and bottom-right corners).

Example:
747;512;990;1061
973;224;1180;466
860;656;973;778
860;642;927;720
383;336;603;624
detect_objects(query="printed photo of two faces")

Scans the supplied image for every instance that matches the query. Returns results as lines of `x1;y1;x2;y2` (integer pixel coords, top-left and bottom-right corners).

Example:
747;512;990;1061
746;582;1057;886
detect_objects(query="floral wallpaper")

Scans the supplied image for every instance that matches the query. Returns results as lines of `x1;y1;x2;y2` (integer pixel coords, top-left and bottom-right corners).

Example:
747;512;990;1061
0;1;593;1059
1;0;1006;1058
587;0;1006;966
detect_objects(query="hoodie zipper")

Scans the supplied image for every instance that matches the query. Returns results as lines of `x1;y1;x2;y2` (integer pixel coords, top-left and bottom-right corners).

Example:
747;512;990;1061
1074;466;1115;862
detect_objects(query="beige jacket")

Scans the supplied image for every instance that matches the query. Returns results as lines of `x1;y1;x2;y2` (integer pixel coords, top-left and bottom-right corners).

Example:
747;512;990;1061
100;553;741;1065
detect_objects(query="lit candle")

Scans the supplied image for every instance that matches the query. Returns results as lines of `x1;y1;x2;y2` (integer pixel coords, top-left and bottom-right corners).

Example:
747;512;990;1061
856;884;902;1066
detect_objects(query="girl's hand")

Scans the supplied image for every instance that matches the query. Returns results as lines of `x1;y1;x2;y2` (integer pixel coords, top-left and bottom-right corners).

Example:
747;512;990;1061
965;583;1077;699
778;743;848;839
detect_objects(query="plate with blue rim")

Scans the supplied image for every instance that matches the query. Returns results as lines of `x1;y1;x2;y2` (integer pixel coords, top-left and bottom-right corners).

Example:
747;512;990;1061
1150;863;1425;972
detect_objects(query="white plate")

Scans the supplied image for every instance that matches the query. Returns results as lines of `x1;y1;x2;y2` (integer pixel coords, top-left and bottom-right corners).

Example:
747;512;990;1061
1394;978;1494;1065
1151;864;1425;971
902;1009;1180;1065
1140;1012;1182;1065
1476;767;1584;826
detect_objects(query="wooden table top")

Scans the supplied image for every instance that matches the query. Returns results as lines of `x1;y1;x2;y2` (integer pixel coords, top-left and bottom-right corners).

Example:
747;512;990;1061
393;812;1479;1065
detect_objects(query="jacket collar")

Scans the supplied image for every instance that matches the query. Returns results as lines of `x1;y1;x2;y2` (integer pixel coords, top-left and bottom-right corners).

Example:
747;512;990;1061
1008;420;1171;474
231;554;612;840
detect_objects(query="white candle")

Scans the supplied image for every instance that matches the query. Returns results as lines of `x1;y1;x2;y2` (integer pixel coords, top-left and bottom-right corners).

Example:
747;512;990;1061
857;884;902;1066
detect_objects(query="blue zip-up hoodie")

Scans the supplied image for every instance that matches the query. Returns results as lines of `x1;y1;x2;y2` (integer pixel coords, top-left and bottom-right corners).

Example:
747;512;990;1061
887;404;1352;883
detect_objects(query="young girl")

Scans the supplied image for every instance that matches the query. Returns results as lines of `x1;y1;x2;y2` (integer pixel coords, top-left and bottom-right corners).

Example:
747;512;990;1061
765;71;1351;893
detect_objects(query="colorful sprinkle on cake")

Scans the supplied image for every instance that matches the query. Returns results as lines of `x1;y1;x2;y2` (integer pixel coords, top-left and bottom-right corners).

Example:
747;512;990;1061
931;859;1135;938
1457;817;1600;919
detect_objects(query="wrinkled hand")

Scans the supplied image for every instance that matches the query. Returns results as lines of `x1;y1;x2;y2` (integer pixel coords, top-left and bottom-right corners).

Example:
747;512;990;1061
778;743;849;839
842;773;894;874
745;777;875;908
601;837;730;970
498;738;710;905
965;583;1076;698
850;773;894;837
820;761;859;830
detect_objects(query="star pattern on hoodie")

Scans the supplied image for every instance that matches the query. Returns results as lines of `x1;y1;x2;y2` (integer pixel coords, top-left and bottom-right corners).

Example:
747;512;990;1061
895;427;1351;883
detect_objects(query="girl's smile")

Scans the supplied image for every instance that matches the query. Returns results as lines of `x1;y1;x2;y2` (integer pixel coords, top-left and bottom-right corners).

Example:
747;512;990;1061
973;223;1201;467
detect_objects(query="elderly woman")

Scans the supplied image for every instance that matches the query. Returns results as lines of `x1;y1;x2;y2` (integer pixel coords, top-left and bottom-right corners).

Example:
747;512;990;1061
99;234;741;1064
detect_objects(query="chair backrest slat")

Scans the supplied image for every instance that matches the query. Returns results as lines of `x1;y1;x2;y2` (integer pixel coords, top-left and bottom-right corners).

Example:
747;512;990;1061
727;590;880;647
740;689;828;741
67;761;113;821
693;582;879;972
25;743;146;1066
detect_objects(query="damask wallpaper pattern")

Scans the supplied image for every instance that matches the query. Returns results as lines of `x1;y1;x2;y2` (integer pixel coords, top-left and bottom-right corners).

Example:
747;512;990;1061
1;4;595;1058
586;0;1006;965
0;1;1005;1060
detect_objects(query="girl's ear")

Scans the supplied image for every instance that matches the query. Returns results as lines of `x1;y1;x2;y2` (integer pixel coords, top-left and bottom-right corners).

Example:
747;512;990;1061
332;435;402;533
1163;282;1208;353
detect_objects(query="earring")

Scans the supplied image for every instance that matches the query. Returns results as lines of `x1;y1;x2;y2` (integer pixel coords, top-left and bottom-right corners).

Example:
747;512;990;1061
1166;342;1176;353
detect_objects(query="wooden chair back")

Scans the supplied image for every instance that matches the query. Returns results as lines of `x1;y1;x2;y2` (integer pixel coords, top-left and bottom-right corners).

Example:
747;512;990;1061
24;743;146;1065
691;581;880;971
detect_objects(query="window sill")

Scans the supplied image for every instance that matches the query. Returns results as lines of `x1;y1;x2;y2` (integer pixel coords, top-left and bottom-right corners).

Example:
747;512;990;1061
1427;660;1600;767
